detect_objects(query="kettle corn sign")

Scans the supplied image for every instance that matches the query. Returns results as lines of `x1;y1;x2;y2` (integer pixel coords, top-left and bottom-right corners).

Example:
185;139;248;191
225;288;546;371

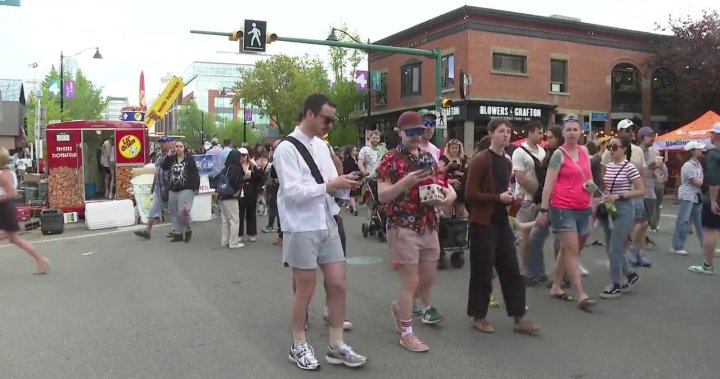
119;134;142;159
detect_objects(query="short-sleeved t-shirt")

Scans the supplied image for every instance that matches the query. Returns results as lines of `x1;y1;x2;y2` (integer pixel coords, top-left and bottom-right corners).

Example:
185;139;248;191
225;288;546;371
358;145;381;175
703;147;720;202
678;159;703;203
603;160;641;194
601;144;646;171
511;142;546;201
643;147;660;199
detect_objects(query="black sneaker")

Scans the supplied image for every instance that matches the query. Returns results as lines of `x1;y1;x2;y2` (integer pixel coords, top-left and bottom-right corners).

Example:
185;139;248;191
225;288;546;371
600;284;622;299
134;230;151;239
288;342;320;370
262;227;275;233
621;273;641;292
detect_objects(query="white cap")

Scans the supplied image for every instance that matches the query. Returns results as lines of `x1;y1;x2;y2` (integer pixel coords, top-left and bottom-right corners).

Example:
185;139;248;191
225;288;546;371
617;119;634;130
238;147;249;155
712;122;720;134
684;141;706;151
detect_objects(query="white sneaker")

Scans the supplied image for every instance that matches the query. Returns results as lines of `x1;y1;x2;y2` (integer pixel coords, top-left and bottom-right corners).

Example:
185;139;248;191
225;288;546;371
248;236;257;242
671;249;689;256
229;243;244;249
580;264;590;277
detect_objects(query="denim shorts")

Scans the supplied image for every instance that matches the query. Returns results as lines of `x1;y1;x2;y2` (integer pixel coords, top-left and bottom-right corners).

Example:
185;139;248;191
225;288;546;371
633;198;649;222
549;207;592;236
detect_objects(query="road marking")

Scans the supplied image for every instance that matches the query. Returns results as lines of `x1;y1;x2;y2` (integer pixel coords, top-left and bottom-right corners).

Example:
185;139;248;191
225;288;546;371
0;224;170;250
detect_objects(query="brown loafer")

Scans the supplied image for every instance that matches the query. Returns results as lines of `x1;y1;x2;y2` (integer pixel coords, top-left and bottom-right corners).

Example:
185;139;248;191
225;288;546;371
513;319;540;336
473;319;495;334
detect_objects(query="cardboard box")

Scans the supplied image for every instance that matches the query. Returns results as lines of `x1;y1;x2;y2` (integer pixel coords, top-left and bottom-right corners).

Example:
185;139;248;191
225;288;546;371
419;184;444;204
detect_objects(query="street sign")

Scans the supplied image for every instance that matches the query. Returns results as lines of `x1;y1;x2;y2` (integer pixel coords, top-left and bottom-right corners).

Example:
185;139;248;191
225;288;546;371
244;109;253;122
371;71;382;91
49;80;60;97
122;111;145;122
591;112;609;122
243;19;267;53
355;70;368;92
581;122;590;131
63;80;76;99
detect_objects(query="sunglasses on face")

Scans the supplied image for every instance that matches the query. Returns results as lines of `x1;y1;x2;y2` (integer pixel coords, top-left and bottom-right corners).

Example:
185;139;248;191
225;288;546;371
423;119;436;128
562;115;580;123
316;114;336;125
403;127;426;137
607;144;623;151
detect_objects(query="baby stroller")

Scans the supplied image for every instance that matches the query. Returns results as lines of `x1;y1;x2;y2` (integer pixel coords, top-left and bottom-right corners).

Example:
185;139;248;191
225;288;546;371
360;176;387;243
437;212;469;269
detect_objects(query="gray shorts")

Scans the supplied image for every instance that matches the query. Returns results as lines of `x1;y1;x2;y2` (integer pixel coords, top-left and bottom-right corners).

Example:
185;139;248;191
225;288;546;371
149;191;166;219
516;200;538;223
282;215;345;270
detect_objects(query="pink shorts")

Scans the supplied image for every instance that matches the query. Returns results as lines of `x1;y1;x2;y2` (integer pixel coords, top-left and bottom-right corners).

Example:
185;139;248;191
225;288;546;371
387;227;440;264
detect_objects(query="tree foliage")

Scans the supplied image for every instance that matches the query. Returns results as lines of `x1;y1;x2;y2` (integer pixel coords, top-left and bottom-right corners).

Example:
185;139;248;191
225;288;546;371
327;24;367;135
25;66;106;143
218;119;264;148
649;10;720;123
176;100;216;149
233;54;329;134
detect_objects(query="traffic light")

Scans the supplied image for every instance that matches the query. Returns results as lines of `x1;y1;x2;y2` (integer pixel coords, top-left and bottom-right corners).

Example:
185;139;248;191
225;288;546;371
266;33;278;44
229;30;243;41
441;97;453;108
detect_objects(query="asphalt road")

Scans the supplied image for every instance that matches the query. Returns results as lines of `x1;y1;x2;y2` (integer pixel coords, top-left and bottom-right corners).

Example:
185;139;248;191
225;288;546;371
0;205;718;379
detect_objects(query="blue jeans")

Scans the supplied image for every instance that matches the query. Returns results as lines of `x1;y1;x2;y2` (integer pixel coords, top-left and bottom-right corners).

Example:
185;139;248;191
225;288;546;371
672;199;704;251
526;222;550;279
599;200;635;284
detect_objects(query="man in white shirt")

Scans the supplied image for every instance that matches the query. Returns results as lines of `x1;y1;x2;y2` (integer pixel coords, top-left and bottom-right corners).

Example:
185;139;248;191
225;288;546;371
358;130;382;177
511;121;546;277
274;93;366;371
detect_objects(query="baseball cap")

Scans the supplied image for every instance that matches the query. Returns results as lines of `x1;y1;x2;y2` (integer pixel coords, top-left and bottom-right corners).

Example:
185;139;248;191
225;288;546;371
397;111;424;129
712;122;720;134
597;136;611;145
158;136;171;143
617;119;634;130
684;141;706;151
638;126;655;138
238;147;249;155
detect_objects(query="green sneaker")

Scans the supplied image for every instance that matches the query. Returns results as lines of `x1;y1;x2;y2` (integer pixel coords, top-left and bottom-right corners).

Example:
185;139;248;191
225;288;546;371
412;303;423;317
689;262;715;275
421;306;444;325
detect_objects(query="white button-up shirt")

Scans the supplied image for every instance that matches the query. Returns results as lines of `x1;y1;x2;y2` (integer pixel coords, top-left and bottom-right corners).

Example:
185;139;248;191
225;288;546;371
274;127;342;232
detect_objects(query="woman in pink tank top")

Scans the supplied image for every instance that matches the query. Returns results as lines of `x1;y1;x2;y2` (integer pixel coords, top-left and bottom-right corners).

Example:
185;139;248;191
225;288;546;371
535;115;595;312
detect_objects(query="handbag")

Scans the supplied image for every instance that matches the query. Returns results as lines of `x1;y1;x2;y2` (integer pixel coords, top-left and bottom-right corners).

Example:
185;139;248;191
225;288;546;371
597;161;628;219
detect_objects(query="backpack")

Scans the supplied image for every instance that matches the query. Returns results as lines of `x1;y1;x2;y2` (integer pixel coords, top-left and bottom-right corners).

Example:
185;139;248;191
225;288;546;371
216;167;238;200
519;146;547;204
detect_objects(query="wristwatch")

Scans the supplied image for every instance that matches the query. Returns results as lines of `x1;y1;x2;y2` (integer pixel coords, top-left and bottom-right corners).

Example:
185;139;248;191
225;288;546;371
539;208;549;213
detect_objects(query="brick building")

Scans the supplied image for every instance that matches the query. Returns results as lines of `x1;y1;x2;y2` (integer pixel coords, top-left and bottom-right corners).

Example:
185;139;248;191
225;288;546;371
367;6;675;151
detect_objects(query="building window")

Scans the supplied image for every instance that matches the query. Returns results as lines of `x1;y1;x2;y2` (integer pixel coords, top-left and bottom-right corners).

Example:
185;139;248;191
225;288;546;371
375;73;387;105
401;63;421;97
492;53;527;74
441;54;455;89
550;59;568;93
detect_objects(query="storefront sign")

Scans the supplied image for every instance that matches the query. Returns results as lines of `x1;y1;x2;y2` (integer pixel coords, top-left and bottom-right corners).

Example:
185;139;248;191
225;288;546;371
115;129;146;165
478;105;543;119
46;129;81;169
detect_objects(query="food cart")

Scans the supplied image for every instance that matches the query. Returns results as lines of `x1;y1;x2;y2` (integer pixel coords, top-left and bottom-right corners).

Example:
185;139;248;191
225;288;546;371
45;120;150;215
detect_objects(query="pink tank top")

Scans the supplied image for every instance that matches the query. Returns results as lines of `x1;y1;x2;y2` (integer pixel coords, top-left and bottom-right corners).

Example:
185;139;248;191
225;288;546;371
550;145;592;210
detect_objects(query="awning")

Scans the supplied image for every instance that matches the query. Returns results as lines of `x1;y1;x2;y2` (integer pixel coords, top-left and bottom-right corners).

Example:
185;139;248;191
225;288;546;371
654;110;720;151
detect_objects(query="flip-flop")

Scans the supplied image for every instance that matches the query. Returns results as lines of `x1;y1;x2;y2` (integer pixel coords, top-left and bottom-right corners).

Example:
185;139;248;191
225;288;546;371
550;292;574;302
577;297;596;313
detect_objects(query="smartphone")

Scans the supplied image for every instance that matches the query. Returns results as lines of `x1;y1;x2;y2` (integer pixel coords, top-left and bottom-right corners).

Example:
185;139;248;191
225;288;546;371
347;171;362;181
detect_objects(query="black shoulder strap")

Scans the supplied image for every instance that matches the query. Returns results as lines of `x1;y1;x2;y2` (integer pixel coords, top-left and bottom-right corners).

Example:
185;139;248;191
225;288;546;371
283;136;324;185
519;145;542;165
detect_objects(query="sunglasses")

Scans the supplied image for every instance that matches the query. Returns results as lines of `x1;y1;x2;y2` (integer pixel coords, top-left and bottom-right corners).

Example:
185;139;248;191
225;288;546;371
562;115;580;123
423;119;436;128
316;114;336;125
607;144;623;151
403;127;426;137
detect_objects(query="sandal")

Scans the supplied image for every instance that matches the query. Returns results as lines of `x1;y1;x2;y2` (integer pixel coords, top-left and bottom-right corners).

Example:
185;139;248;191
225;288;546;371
550;292;574;302
577;297;596;313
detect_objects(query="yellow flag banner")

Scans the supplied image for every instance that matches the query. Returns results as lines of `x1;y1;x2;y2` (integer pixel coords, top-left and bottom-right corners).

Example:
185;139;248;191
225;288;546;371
146;76;184;133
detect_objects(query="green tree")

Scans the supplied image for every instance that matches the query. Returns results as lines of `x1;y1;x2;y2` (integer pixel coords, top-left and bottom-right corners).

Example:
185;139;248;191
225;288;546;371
233;54;329;134
218;119;263;147
25;66;106;143
648;10;720;123
176;100;216;149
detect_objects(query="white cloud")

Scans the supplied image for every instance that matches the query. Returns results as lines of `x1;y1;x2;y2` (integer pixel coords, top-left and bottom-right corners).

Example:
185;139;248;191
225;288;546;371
1;0;713;105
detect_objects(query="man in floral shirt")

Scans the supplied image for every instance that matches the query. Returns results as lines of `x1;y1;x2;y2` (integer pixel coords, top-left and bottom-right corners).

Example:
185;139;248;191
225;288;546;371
377;111;456;353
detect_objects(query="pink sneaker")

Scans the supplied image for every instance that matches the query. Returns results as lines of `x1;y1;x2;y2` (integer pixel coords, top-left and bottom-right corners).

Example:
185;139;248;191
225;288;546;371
399;333;429;352
390;301;401;334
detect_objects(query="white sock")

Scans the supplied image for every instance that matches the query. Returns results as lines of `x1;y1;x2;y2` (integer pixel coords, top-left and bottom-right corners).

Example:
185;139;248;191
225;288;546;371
400;319;413;336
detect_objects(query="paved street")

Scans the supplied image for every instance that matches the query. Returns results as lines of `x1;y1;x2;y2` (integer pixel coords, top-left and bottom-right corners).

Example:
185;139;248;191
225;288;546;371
1;204;718;379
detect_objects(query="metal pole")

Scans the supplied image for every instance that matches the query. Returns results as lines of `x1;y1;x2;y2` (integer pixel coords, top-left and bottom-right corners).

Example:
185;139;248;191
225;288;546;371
274;36;436;57
59;52;64;120
243;102;247;145
367;44;371;134
200;111;205;148
433;49;444;145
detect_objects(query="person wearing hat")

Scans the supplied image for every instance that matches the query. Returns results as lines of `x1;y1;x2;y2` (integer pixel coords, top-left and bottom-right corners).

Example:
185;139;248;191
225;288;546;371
672;140;706;256
689;122;720;275
636;126;664;252
377;111;456;352
135;136;174;240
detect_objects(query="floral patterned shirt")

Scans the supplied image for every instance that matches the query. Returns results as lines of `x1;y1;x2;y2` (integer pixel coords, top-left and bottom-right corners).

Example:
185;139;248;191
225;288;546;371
376;144;439;233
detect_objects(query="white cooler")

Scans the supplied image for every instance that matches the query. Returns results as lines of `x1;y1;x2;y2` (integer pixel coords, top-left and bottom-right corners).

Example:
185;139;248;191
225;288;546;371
85;199;136;230
189;189;215;222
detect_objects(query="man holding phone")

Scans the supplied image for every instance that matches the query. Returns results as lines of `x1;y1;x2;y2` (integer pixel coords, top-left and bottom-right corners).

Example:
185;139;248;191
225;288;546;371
377;111;456;353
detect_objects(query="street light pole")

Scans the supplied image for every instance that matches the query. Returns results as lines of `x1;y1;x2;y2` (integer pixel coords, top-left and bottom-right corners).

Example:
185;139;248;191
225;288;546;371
59;47;102;121
243;102;247;145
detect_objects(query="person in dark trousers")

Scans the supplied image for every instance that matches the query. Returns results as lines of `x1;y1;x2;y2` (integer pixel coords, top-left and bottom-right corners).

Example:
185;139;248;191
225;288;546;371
161;140;200;243
237;147;263;242
464;118;539;335
342;145;360;215
261;158;280;234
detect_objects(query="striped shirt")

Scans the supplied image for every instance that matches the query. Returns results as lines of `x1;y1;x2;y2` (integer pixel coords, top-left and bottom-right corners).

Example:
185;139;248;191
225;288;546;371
603;160;640;194
678;159;703;203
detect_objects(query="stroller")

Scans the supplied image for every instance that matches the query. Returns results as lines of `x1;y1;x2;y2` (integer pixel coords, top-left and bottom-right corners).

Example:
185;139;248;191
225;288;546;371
437;211;469;269
360;176;388;243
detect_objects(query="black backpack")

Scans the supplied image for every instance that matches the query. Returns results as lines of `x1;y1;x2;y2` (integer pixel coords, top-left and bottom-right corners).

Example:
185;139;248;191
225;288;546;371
519;146;548;204
216;167;237;200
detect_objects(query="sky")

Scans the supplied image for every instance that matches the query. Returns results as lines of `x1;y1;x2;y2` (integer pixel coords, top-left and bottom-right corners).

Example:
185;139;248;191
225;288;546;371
0;0;715;107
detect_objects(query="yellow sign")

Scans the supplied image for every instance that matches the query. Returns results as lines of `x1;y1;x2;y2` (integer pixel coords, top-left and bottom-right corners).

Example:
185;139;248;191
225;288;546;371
119;135;142;159
145;76;185;133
